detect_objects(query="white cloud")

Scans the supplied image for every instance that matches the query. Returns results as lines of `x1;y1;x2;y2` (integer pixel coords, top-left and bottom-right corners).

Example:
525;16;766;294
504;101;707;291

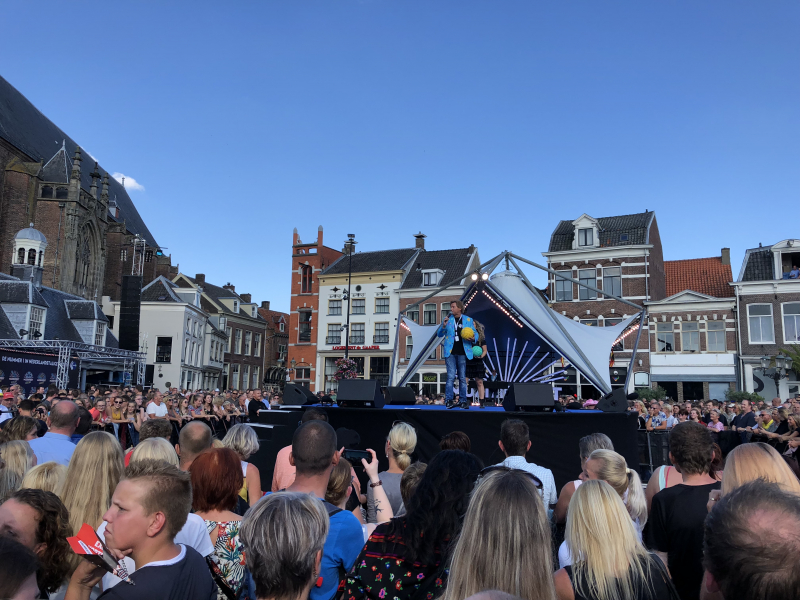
112;172;145;192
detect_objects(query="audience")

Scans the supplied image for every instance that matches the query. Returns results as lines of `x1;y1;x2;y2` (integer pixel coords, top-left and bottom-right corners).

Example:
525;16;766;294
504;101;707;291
21;461;68;496
0;535;40;600
0;488;72;595
399;461;427;507
241;492;328;600
495;419;557;519
554;432;614;523
221;423;263;507
175;420;213;470
442;468;556;600
554;480;674;600
0;439;36;502
272;408;328;492
439;430;471;452
347;450;483;600
368;421;417;522
124;419;173;467
131;437;180;467
718;442;800;496
647;422;720;600
0;415;39;443
28;401;79;466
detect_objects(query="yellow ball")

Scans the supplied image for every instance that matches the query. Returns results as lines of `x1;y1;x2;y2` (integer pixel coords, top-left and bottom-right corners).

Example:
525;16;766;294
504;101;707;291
461;326;475;340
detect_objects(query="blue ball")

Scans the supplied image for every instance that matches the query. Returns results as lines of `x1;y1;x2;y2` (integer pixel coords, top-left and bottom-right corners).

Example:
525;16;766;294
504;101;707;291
472;346;483;358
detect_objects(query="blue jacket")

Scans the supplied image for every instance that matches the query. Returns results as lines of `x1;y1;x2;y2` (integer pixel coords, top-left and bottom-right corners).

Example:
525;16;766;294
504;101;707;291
437;315;479;359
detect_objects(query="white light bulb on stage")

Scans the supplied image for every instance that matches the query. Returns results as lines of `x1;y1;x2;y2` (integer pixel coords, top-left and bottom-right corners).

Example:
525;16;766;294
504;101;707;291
471;273;478;281
481;273;489;281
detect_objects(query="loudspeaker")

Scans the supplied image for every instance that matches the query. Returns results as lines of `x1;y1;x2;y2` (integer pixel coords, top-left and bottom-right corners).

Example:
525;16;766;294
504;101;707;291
283;383;317;406
384;386;417;405
596;388;630;413
337;379;384;408
503;383;555;412
119;275;142;352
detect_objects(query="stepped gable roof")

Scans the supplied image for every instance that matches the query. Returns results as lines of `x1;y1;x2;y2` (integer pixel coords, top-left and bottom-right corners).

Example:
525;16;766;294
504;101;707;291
740;247;774;282
322;248;419;275
0;75;158;247
665;257;733;298
548;211;654;252
401;247;474;289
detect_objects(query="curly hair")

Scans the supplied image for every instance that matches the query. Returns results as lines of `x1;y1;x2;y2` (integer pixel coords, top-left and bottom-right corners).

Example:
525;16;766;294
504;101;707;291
9;488;72;593
392;450;483;565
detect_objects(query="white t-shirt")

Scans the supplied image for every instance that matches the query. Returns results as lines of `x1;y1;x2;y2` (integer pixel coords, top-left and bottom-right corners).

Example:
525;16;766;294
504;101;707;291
98;513;214;590
146;402;168;417
0;407;12;423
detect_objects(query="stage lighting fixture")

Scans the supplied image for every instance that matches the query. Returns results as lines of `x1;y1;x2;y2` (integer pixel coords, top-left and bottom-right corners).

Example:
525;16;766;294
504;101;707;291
471;273;478;281
481;272;489;281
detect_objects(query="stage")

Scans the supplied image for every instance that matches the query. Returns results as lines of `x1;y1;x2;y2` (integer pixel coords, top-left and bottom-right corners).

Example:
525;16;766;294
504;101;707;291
250;406;639;492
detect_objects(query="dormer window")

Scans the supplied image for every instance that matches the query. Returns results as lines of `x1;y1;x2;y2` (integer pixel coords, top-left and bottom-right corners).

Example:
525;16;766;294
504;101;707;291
251;306;257;318
578;228;594;247
422;269;444;286
95;322;106;346
233;300;239;313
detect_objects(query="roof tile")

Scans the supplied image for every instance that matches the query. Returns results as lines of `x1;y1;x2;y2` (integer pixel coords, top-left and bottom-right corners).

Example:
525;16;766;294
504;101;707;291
665;257;733;298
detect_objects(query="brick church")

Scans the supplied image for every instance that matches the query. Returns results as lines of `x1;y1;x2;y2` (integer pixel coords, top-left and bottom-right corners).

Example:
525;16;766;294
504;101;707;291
0;75;174;303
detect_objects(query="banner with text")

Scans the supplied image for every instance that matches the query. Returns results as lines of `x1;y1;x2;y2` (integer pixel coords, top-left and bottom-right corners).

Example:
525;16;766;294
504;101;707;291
0;348;80;394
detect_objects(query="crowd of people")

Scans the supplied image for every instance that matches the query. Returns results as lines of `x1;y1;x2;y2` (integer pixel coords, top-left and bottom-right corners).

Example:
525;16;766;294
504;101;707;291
1;380;799;600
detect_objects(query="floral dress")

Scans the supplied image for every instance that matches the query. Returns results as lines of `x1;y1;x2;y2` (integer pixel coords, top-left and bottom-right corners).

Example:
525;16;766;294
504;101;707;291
205;520;246;600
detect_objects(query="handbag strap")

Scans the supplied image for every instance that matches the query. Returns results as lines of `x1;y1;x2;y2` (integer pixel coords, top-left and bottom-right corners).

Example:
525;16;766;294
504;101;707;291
206;555;239;600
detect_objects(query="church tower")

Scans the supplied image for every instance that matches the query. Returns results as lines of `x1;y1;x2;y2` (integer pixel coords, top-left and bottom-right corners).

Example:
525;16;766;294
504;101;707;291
11;224;47;289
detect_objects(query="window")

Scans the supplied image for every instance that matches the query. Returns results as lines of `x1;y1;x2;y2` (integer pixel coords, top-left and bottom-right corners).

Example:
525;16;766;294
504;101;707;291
324;357;339;392
94;322;105;346
656;323;675;352
370;356;390;387
120;249;128;261
441;303;450;324
186;318;191;333
327;324;341;345
41;185;53;198
700;320;725;352
233;300;239;314
748;304;775;344
27;249;36;265
279;322;285;332
580;319;598;327
28;307;44;339
783;303;800;343
234;329;242;354
578;228;593;247
242;365;250;390
555;271;573;302
38;251;42;267
374;322;389;344
252;367;260;389
423;303;436;325
352;299;365;315
682;322;700;352
329;300;342;315
578;269;597;300
423;271;441;286
144;250;153;263
244;331;252;355
407;308;419;323
231;363;240;389
603;267;622;298
406;335;413;359
225;327;231;352
254;333;261;357
605;317;623;351
351;323;365;344
429;346;438;360
184;339;191;362
300;265;312;293
299;310;312;342
16;248;25;264
56;186;68;199
375;298;390;314
294;367;311;389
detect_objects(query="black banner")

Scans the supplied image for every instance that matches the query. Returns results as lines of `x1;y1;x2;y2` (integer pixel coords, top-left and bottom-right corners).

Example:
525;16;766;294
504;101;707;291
0;348;80;395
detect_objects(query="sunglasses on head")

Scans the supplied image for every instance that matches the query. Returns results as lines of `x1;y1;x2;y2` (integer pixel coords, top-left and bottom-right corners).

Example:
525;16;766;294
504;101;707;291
479;465;543;489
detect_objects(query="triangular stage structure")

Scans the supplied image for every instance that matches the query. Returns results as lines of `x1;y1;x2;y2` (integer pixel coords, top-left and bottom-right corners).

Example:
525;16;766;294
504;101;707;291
390;251;646;396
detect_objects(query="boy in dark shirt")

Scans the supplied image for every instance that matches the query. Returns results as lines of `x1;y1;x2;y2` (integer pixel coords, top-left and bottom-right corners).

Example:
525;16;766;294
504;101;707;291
64;460;217;600
647;422;720;600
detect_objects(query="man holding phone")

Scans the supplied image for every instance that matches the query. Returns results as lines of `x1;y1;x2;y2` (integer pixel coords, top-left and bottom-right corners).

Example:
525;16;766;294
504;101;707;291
437;300;479;409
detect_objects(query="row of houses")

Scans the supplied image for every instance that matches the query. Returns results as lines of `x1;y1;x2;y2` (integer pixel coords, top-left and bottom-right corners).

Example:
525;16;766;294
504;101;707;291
287;213;800;401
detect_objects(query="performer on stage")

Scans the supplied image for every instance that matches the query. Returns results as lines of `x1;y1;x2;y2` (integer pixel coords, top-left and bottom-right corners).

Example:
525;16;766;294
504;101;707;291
437;300;480;409
486;369;500;404
466;320;489;408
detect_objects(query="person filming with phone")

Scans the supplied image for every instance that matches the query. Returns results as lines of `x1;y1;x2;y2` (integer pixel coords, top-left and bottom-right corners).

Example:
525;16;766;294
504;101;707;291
437;300;480;409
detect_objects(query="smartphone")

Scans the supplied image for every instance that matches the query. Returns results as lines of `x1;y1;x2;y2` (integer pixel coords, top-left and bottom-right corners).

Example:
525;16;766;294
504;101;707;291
342;449;371;463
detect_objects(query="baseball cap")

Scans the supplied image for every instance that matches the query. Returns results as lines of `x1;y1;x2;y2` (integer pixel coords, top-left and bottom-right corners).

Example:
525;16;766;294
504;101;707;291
2;392;14;400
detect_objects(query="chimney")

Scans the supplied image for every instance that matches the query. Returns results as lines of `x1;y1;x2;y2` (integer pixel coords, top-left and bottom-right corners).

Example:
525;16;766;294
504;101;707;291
195;273;206;284
240;293;252;303
223;282;235;292
414;232;426;250
721;248;730;266
261;300;271;310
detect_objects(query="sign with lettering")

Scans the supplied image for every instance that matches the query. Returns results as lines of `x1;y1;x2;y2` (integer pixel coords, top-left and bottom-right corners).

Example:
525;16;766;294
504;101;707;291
0;349;79;394
422;373;438;383
332;346;381;351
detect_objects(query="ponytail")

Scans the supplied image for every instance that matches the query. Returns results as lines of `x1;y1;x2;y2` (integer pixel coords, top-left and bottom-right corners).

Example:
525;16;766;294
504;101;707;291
624;467;647;528
388;422;418;472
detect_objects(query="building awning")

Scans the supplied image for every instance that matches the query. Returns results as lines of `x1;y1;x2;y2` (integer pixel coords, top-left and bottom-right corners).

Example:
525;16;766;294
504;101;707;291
651;374;736;383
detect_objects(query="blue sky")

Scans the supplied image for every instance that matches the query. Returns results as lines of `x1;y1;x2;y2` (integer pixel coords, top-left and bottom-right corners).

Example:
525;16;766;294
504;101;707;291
1;1;798;312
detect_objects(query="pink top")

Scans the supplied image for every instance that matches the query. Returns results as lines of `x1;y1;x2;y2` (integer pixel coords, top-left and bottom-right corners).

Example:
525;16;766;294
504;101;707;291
707;421;724;432
271;445;295;492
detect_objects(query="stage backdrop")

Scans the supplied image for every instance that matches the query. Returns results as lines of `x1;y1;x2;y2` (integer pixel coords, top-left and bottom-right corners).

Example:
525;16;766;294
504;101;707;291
0;348;80;396
253;407;639;492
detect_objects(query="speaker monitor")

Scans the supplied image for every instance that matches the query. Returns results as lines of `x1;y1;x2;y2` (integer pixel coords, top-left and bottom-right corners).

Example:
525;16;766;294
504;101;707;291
119;275;142;352
503;383;555;412
337;379;384;408
596;388;629;413
384;386;417;405
283;383;317;406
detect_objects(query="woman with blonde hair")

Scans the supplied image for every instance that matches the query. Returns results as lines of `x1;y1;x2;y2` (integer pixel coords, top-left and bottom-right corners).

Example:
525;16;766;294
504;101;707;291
129;437;180;467
554;480;674;600
20;461;67;496
720;442;800;496
0;416;38;444
558;449;647;568
0;440;36;502
222;423;262;507
555;433;614;523
367;421;417;523
442;468;556;600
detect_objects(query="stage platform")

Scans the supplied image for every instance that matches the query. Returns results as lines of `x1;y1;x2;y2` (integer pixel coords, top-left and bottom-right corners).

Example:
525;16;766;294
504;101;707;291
249;406;639;492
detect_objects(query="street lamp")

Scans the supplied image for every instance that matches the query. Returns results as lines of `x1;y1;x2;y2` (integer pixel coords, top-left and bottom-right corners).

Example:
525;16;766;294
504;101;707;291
757;354;794;393
343;234;357;360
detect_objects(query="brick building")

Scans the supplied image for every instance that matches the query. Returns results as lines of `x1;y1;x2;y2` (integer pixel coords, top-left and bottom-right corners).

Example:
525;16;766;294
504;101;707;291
732;239;800;399
258;301;289;390
286;227;342;391
543;211;665;398
645;252;736;402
